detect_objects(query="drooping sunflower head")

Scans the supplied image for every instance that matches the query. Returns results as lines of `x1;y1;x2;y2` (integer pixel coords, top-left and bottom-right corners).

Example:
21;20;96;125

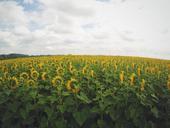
0;77;3;85
41;72;49;80
132;63;135;69
119;71;124;83
66;78;80;93
140;79;145;91
38;63;43;69
4;72;10;79
68;62;72;69
82;66;87;75
90;70;94;77
20;72;29;80
130;73;136;85
52;76;63;87
31;70;39;80
137;68;141;77
27;79;36;87
10;77;19;88
56;67;64;75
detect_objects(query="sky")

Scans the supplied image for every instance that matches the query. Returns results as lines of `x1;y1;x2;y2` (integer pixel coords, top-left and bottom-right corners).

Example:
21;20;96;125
0;0;170;59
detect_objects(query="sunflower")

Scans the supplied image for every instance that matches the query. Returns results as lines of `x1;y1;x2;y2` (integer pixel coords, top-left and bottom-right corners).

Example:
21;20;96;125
132;63;135;69
10;77;19;89
38;63;43;69
130;73;135;85
167;81;170;90
68;62;73;72
41;72;48;80
27;80;36;87
90;70;94;77
56;67;64;75
20;72;29;80
66;78;80;93
140;79;145;91
0;77;3;85
31;70;39;80
52;76;63;87
82;66;87;75
137;68;141;77
72;88;80;94
4;72;10;80
119;71;124;84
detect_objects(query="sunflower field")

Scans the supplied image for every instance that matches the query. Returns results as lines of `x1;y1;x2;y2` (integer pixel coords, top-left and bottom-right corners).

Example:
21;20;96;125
0;55;170;128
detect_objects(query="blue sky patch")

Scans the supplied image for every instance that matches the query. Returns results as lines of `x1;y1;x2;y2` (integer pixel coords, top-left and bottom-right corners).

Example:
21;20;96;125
16;0;41;12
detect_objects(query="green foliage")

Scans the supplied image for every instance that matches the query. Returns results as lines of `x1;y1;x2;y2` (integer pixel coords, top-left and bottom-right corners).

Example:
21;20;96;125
0;56;170;128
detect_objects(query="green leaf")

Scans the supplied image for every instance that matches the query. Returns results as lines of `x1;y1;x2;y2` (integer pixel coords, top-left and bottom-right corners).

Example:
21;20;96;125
97;119;106;128
62;91;71;96
20;108;27;119
73;108;90;126
44;106;53;119
55;119;67;128
151;107;159;118
77;92;91;103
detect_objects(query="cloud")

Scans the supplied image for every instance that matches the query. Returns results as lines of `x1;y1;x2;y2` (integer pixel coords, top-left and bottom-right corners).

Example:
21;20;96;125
0;1;28;25
23;0;34;4
0;0;170;59
96;0;111;3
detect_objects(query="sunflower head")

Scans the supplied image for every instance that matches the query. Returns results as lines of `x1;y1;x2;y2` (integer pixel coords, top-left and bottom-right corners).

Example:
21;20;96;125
130;73;135;85
10;77;19;89
132;63;135;69
119;71;124;83
27;80;36;87
167;81;170;90
114;64;117;70
56;67;64;75
38;63;43;69
90;70;94;77
4;72;10;79
41;72;48;80
140;79;145;91
82;66;87;75
31;70;39;80
137;68;141;77
20;72;29;80
66;78;80;93
52;76;63;87
0;77;3;85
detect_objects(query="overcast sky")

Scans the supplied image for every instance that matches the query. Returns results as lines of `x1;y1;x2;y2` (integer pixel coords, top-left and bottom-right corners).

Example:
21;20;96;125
0;0;170;59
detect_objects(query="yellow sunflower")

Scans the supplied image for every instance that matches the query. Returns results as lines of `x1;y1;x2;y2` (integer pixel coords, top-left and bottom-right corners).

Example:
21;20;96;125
137;68;141;77
119;71;124;84
20;72;29;80
31;70;39;80
41;72;48;80
90;70;94;77
56;67;64;75
140;79;145;91
0;77;3;85
66;78;80;93
10;77;19;89
27;79;36;87
130;73;135;85
52;76;63;87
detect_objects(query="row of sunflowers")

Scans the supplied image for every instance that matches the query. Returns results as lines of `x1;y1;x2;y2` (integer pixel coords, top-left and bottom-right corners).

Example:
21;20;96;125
0;55;170;128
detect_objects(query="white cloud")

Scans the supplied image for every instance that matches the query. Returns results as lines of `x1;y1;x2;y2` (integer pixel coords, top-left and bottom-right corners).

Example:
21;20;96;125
0;0;170;59
23;0;34;4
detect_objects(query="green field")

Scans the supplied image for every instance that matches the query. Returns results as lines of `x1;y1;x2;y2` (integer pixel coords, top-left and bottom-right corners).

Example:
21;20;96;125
0;56;170;128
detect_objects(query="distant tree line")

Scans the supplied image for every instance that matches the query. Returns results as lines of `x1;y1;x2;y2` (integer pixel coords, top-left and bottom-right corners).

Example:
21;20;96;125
0;53;29;60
